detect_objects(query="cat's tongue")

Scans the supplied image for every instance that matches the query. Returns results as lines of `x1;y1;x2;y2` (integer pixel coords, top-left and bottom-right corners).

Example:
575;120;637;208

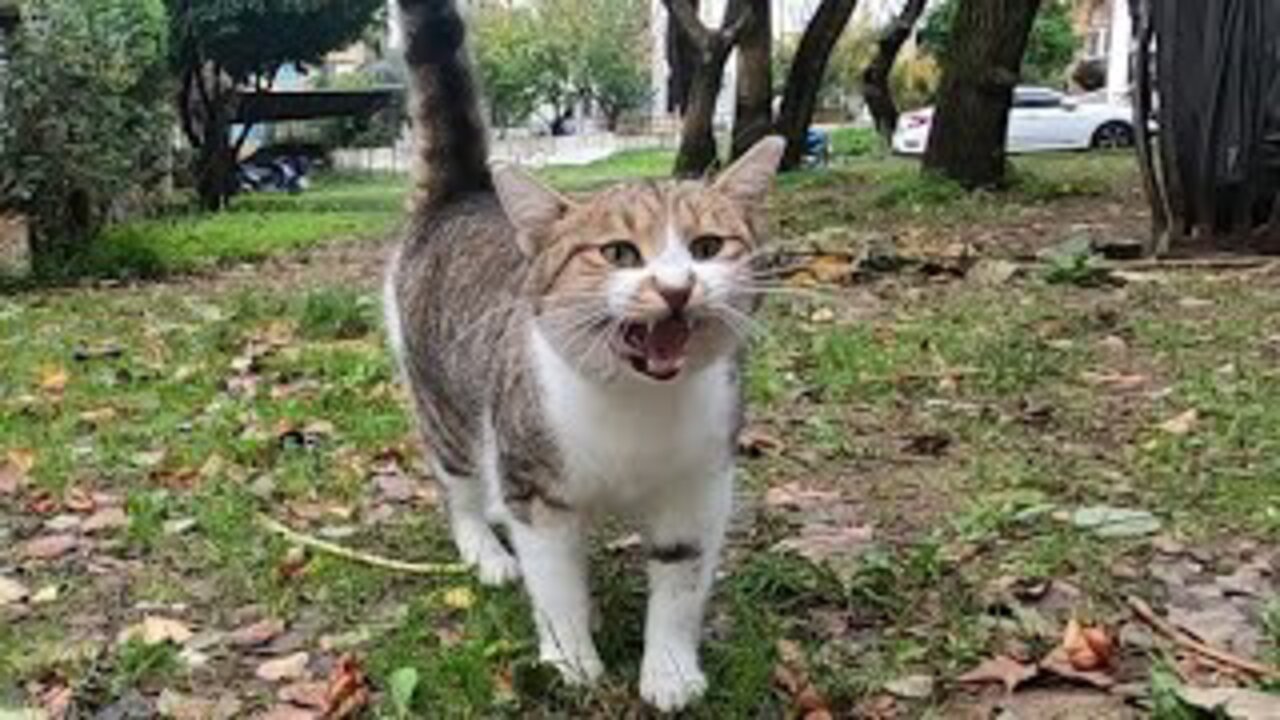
646;317;691;363
622;317;691;381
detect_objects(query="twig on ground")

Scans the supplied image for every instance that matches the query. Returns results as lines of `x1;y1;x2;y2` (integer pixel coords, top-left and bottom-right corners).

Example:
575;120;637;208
1127;595;1280;681
257;513;469;576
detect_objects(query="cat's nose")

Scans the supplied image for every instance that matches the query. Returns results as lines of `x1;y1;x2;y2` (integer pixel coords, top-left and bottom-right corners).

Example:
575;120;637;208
657;283;692;313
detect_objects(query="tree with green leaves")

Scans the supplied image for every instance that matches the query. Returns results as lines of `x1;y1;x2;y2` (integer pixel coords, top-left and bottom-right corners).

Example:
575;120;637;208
0;0;170;274
919;0;1079;86
166;0;384;210
472;0;649;134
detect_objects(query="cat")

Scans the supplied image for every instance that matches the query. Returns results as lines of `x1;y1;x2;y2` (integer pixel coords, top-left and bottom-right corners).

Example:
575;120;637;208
383;0;784;710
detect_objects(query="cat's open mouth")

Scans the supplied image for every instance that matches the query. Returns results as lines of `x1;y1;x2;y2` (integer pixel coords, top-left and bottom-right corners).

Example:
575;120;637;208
615;316;693;381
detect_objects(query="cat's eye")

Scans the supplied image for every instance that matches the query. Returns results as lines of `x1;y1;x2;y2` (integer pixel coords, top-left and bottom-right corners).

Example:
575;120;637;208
600;241;643;268
689;235;725;261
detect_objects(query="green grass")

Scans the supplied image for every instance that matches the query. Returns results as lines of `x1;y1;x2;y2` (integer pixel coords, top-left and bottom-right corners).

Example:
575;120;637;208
537;147;676;191
3;146;1276;715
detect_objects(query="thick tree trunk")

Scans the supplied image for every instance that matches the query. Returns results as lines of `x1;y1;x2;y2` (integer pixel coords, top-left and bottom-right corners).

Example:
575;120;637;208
731;0;771;159
180;63;238;212
862;0;927;143
663;0;749;177
922;0;1041;188
774;0;859;171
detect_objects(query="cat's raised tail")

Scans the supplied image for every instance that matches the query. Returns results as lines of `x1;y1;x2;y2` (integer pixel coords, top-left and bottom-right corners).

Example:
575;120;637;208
398;0;492;208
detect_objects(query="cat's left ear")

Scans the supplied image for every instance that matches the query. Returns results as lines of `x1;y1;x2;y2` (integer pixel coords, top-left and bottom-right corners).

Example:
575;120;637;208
492;163;572;255
712;135;786;206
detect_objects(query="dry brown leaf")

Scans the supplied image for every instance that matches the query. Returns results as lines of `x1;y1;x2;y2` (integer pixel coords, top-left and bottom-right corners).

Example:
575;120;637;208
21;533;78;560
764;482;839;510
39;366;69;394
956;654;1039;692
1080;371;1149;391
64;487;96;513
256;652;311;682
82;507;128;534
0;575;30;606
737;426;785;457
1159;409;1200;436
257;704;319;720
118;615;194;646
324;654;370;720
277;681;329;710
1039;646;1116;689
228;618;286;648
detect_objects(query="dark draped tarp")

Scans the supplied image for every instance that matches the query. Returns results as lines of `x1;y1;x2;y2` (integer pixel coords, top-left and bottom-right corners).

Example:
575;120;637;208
1133;0;1280;253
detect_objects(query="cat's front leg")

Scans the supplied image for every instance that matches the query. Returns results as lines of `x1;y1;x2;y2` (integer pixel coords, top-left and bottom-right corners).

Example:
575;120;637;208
639;468;732;711
509;506;604;685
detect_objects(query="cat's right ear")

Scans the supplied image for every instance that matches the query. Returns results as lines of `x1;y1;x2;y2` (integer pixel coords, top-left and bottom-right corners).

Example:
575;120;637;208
492;163;571;256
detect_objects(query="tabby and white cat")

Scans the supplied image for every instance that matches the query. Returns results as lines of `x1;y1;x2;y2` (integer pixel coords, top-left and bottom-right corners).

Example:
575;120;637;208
384;0;784;709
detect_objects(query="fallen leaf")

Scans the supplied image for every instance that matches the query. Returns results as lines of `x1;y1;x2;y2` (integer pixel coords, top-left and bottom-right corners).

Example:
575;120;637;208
1080;370;1149;391
21;533;78;560
737;426;785;457
809;307;836;324
324;654;370;720
278;681;328;710
78;407;118;425
969;258;1021;286
118;615;194;646
64;487;95;513
0;459;29;496
228;618;285;648
1176;686;1280;720
773;524;875;566
132;449;168;468
82;507;128;534
764;482;839;510
39;366;69;394
1039;646;1115;689
156;690;240;720
1061;619;1113;670
1159;409;1200;436
7;448;36;473
442;587;476;610
1071;506;1161;538
883;674;934;700
256;652;311;682
30;585;59;604
257;705;318;720
957;655;1039;692
0;576;30;606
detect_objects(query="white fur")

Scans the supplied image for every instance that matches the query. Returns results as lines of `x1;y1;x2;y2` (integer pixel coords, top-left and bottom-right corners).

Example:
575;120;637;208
381;250;407;377
481;327;737;709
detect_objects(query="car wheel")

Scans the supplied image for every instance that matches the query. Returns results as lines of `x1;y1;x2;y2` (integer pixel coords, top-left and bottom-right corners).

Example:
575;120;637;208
1091;121;1134;150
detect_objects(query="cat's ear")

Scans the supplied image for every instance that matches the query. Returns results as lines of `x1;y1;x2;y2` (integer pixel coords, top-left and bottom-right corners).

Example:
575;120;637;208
492;163;571;255
712;135;786;206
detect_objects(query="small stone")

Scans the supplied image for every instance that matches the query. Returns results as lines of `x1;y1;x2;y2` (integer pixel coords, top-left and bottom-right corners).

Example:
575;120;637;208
256;652;311;682
30;584;59;604
178;647;211;669
884;674;935;699
1118;623;1154;651
1152;535;1185;556
1097;335;1129;354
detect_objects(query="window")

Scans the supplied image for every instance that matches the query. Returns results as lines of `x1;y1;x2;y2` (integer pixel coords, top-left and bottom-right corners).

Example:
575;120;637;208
1013;91;1063;109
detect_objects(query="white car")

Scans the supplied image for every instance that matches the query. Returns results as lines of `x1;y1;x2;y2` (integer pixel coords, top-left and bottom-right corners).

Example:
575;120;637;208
892;86;1138;155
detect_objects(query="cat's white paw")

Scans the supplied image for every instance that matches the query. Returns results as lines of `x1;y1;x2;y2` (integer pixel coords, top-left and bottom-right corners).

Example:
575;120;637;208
454;524;520;586
541;646;605;686
639;653;707;712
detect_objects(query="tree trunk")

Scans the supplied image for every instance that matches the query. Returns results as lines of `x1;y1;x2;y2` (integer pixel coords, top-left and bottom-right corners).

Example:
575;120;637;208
666;0;699;114
774;0;859;171
921;0;1041;188
663;0;750;177
731;0;771;159
862;0;927;143
180;62;238;211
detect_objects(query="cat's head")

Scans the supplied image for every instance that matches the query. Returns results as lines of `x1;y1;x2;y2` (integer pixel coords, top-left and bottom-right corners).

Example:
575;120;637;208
493;137;784;383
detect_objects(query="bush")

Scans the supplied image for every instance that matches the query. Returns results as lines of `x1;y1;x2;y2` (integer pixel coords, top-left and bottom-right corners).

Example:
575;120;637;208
0;0;171;276
890;53;941;111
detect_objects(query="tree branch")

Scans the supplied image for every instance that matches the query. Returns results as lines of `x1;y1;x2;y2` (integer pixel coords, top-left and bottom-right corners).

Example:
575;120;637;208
662;0;713;53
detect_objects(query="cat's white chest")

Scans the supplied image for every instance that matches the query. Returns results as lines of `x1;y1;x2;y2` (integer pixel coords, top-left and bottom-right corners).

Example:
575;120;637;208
529;330;736;509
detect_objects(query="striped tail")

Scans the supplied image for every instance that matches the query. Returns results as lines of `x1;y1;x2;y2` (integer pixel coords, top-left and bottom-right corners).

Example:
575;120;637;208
398;0;491;208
